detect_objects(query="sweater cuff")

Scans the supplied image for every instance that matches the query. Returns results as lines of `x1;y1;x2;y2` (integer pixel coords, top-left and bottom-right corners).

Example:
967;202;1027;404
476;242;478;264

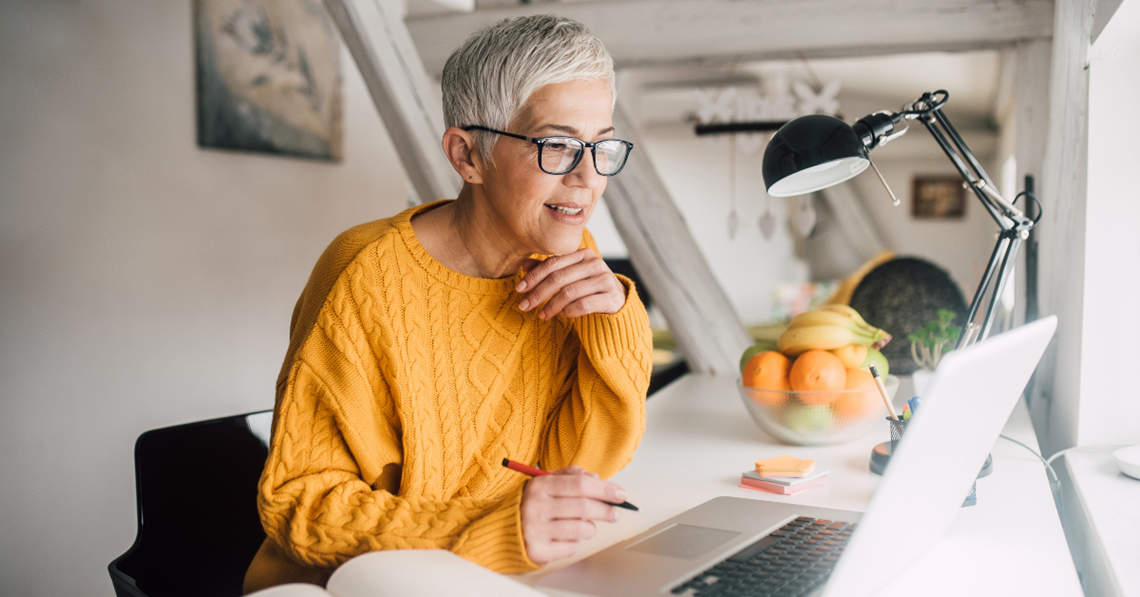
456;485;540;574
571;274;652;362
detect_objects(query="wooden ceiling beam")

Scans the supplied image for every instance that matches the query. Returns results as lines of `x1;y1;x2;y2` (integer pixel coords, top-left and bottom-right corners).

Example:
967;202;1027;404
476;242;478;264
406;0;1055;76
327;0;462;203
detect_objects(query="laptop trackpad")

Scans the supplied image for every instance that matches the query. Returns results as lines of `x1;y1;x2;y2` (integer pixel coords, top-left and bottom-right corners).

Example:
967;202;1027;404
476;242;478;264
625;524;741;560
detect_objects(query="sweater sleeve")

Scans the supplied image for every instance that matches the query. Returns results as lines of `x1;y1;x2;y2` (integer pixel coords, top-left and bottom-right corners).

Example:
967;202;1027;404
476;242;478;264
538;271;653;478
257;292;539;575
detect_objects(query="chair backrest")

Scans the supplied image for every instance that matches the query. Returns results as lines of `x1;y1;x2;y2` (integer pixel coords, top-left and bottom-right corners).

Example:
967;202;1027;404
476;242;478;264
603;258;653;311
109;411;273;597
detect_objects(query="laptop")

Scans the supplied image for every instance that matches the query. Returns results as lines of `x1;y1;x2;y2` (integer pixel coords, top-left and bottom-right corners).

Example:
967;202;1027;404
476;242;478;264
536;316;1057;597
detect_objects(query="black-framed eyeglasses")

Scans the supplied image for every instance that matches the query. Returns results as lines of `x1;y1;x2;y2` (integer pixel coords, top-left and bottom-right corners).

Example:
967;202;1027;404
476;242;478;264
462;125;634;176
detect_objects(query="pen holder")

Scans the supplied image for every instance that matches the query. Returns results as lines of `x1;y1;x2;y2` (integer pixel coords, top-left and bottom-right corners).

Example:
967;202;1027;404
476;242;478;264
870;416;979;507
887;416;908;454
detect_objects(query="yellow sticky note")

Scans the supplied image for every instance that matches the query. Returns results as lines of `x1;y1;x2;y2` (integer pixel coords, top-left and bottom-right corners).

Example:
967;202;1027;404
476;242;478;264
754;469;815;478
755;456;815;477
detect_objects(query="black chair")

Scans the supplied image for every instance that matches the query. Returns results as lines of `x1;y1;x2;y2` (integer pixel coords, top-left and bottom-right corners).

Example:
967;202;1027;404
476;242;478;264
603;258;653;312
109;411;273;597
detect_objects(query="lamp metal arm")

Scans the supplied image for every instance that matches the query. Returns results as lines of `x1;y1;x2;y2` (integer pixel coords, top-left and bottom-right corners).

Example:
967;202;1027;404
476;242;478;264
899;92;1032;229
869;91;1037;346
919;115;1015;228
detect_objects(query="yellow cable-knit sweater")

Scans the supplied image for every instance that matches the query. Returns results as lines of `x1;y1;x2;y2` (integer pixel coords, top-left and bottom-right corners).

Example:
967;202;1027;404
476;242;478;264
243;201;652;593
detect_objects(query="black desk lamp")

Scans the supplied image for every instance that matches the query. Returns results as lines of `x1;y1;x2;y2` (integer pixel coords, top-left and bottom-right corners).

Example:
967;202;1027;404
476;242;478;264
761;90;1041;347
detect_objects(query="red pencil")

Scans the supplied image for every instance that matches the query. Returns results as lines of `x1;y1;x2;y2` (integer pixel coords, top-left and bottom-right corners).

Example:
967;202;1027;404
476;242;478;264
501;458;638;511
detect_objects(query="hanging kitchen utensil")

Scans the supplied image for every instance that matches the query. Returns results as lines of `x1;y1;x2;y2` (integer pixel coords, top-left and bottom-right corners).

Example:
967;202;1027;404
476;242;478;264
759;194;776;239
793;195;817;237
727;134;739;239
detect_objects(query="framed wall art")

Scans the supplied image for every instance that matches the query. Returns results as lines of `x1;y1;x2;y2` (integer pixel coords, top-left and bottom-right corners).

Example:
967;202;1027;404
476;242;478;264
911;175;966;219
194;0;343;161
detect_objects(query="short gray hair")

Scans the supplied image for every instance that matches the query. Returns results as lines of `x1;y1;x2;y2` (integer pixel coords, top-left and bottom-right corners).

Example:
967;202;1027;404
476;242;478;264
441;14;616;165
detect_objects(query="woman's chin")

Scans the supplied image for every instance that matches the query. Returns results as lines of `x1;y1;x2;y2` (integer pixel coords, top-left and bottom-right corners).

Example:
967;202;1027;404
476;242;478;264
538;232;587;257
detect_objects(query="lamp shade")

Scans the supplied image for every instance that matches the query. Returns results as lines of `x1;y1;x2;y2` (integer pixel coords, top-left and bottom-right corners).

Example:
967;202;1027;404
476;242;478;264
762;115;870;197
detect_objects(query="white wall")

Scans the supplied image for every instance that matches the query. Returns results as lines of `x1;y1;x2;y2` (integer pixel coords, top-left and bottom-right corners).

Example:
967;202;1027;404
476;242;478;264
1078;0;1140;446
637;127;806;324
0;2;408;596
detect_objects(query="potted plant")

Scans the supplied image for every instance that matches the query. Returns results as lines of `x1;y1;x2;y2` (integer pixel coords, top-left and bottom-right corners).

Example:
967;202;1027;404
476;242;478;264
907;309;961;396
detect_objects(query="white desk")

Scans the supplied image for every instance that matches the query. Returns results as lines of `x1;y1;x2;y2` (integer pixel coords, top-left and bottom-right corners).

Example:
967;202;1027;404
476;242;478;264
524;373;1082;596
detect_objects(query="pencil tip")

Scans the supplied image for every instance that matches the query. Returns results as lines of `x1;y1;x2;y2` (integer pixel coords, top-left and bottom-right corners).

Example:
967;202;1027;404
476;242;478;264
502;458;509;467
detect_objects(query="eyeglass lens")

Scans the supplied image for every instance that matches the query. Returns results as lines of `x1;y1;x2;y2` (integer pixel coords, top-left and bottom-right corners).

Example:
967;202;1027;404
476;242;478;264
539;138;630;175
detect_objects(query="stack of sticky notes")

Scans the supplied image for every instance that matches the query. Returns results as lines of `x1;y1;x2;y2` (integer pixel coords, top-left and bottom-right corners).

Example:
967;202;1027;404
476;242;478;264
740;455;829;495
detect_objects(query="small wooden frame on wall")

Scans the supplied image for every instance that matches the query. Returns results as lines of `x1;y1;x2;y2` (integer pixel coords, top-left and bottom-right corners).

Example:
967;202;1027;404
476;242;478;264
911;176;966;219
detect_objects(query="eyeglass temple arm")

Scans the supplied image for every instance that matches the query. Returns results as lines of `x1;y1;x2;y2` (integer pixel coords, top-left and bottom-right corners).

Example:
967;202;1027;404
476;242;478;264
462;125;531;142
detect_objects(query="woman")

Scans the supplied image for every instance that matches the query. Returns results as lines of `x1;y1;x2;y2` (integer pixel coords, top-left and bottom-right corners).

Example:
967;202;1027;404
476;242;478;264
242;14;652;593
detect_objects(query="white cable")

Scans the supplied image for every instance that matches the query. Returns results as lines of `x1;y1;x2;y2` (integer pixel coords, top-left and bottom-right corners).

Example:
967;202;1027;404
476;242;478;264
999;442;1120;528
999;435;1060;487
1045;446;1082;467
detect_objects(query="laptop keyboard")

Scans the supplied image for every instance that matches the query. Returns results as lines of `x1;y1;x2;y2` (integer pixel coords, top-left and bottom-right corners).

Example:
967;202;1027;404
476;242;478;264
669;517;856;597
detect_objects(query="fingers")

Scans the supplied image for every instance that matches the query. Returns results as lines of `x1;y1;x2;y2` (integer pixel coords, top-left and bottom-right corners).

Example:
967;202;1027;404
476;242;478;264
517;251;585;291
528;539;580;565
519;469;628;565
519;257;544;276
516;249;625;319
552;466;600;479
538;274;614;319
549;519;598;541
543;496;621;525
539;472;628;506
519;518;600;545
517;251;591;310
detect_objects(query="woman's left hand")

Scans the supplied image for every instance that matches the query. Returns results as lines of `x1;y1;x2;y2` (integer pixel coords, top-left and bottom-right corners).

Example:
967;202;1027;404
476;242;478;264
517;249;627;320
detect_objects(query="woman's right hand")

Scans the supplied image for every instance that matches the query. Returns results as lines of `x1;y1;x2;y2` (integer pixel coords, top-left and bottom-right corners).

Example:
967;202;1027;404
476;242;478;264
519;465;626;565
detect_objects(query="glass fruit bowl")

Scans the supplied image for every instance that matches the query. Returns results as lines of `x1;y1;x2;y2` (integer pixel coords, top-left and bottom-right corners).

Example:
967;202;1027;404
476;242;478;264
737;375;900;446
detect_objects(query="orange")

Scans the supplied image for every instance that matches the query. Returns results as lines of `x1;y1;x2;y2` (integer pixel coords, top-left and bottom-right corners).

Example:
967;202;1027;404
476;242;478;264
830;344;868;369
788;350;846;405
843;366;877;391
832;367;878;419
742;351;792;391
742;351;792;408
747;388;789;408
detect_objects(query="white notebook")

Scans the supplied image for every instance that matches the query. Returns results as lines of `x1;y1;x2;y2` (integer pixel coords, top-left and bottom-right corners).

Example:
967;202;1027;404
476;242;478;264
248;550;543;597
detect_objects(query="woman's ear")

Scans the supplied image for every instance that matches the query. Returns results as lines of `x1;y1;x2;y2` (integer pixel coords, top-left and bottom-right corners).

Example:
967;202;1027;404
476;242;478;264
442;127;484;184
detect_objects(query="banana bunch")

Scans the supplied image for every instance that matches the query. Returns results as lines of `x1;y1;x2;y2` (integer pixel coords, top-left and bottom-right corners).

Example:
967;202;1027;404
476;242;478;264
777;305;892;356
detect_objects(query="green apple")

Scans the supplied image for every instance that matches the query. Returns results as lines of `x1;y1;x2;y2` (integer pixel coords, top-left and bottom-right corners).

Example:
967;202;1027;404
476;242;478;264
739;341;778;373
783;404;835;434
859;347;889;378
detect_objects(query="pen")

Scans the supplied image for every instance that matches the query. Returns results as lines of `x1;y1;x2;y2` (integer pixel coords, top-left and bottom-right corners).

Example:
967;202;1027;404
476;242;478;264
868;365;901;421
501;458;639;511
